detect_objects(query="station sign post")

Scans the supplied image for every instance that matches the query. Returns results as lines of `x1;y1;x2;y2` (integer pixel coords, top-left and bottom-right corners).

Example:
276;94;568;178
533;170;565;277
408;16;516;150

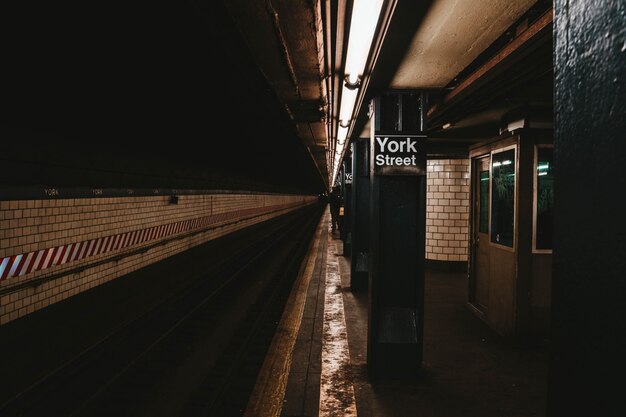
368;92;427;378
350;138;370;292
340;154;352;255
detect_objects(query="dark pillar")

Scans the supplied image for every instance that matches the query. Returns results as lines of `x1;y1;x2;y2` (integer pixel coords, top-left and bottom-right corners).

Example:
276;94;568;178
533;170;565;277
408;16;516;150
341;153;353;256
350;137;370;292
550;2;626;416
367;92;427;378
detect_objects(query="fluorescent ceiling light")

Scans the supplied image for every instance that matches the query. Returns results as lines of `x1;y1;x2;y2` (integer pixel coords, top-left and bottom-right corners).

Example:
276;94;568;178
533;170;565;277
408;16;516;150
493;160;512;168
338;125;349;142
332;0;384;185
344;0;384;85
339;85;358;125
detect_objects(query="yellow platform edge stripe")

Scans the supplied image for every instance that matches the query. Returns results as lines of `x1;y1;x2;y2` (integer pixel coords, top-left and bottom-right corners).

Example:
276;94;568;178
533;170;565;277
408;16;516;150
243;210;328;417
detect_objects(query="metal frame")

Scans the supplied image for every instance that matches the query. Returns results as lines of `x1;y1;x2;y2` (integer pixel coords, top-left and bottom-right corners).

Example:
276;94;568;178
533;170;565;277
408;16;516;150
532;143;554;254
469;153;490;310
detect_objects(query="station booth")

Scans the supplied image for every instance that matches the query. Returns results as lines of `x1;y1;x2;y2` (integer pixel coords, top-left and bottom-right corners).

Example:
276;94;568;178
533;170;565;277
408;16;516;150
467;125;553;343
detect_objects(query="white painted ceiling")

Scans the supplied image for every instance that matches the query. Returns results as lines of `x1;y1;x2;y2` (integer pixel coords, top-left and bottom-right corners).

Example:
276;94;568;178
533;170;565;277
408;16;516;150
391;0;537;88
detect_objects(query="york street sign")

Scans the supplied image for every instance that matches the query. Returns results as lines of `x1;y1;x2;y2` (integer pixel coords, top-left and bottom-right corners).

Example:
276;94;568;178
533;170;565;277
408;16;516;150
373;135;426;175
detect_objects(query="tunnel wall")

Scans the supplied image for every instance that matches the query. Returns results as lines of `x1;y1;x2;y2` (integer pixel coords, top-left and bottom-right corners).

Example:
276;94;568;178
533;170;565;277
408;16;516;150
426;159;470;262
0;193;316;325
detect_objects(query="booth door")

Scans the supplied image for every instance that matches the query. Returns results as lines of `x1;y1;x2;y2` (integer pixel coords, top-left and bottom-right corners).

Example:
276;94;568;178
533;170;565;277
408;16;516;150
472;156;491;311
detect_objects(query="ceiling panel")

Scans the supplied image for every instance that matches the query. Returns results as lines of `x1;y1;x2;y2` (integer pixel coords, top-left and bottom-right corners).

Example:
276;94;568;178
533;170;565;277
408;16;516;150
391;0;536;88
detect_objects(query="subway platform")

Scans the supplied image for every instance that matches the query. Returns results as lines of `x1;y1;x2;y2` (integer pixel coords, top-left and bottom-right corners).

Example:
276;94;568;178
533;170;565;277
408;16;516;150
247;209;548;417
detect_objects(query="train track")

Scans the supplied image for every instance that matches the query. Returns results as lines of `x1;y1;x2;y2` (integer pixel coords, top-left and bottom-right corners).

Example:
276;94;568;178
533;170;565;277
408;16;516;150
0;204;323;417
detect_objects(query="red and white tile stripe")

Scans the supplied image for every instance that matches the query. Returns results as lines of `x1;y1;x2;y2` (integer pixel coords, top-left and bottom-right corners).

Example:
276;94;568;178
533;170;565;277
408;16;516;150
0;201;306;282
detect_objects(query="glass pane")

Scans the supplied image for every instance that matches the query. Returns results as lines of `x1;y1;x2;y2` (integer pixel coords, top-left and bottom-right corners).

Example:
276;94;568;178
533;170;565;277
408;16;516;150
479;170;489;233
536;147;554;250
491;149;515;247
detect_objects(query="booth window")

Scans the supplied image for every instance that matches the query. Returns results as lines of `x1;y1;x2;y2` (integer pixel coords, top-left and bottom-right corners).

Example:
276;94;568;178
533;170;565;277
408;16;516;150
479;170;489;233
534;146;554;251
491;148;515;247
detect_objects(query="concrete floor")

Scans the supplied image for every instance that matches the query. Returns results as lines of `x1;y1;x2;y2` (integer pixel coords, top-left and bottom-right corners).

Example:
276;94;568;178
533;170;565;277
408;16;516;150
338;244;549;417
264;215;549;417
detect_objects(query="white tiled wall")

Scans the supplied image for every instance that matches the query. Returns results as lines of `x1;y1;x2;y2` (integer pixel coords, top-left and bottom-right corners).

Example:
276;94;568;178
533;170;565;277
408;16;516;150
426;159;470;262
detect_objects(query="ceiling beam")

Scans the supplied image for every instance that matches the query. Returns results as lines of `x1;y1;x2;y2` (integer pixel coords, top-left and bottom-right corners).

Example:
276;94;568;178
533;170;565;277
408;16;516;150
429;8;553;119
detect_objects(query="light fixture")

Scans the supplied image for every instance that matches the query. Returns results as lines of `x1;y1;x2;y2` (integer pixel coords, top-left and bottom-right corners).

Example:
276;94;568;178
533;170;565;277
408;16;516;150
331;0;385;186
442;122;454;129
339;85;358;126
344;0;385;85
337;125;349;142
344;74;361;90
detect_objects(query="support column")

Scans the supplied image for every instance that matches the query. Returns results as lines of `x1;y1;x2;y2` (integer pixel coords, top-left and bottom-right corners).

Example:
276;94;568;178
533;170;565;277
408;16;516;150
340;154;353;256
367;92;427;378
350;137;370;292
550;1;626;415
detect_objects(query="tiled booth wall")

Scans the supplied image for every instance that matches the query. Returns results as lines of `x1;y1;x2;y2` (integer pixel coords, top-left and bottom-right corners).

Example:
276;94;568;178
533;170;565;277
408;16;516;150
426;159;470;262
0;193;316;325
